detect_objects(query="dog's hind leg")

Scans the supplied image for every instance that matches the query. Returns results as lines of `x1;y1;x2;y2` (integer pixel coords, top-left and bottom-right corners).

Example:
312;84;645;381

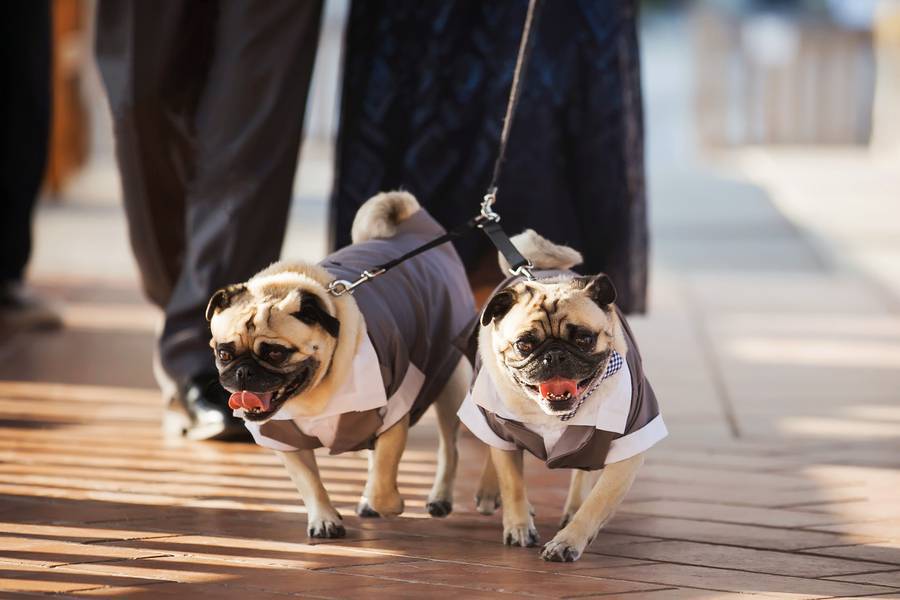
358;413;409;518
560;469;600;527
426;357;472;517
475;451;501;514
277;449;345;539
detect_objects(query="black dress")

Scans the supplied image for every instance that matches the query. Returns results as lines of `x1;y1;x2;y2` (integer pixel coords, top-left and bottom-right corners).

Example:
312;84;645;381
331;0;648;314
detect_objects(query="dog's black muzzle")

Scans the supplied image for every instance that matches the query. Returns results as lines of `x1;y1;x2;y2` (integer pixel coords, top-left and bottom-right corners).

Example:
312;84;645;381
510;339;607;383
218;355;288;394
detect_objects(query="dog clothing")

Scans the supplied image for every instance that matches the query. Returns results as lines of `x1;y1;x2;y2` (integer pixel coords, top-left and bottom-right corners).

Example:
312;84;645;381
458;276;666;470
242;209;475;454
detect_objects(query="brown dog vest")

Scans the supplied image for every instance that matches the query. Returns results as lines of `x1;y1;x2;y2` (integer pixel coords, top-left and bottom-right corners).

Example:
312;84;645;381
245;209;475;454
459;276;666;470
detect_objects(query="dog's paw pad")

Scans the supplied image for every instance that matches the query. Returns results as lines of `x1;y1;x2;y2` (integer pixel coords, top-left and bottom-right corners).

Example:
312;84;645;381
356;501;381;518
426;499;453;518
475;494;501;515
503;525;540;547
308;519;345;539
540;541;580;562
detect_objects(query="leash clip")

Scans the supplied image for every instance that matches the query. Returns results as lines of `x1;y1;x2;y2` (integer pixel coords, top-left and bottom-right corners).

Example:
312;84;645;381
480;192;501;224
327;268;386;297
509;262;535;281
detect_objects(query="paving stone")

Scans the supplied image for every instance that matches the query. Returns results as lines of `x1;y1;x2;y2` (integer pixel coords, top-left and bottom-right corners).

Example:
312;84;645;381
804;541;900;566
70;567;391;597
71;581;317;598
619;500;841;528
605;516;874;551
572;563;897;599
296;581;517;599
824;569;900;588
589;590;785;599
324;561;668;597
99;534;412;570
592;540;896;578
627;480;866;509
812;520;900;541
0;536;170;568
0;565;169;594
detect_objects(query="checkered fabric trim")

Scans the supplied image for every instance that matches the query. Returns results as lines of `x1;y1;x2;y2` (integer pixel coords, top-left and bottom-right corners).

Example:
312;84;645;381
559;350;624;422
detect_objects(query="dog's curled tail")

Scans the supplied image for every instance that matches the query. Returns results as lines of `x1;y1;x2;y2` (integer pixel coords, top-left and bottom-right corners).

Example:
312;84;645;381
498;229;583;274
351;190;421;243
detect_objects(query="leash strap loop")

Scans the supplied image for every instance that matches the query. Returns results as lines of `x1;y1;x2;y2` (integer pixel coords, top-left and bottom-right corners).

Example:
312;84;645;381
479;221;534;280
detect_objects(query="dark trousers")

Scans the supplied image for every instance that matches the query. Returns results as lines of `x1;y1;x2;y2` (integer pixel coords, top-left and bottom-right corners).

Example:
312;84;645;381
96;0;322;381
1;1;51;283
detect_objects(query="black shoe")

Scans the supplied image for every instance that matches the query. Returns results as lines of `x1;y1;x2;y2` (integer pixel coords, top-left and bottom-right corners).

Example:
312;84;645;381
164;372;250;441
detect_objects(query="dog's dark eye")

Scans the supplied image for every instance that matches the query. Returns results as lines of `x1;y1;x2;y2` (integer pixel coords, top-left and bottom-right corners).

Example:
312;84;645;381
217;349;233;362
259;344;292;366
515;339;535;355
574;332;597;351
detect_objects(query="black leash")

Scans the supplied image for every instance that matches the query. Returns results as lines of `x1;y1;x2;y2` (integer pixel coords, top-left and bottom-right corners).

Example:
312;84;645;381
328;0;542;297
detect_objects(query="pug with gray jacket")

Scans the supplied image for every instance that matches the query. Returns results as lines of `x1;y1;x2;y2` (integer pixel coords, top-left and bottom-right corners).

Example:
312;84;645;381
206;191;474;538
459;230;667;562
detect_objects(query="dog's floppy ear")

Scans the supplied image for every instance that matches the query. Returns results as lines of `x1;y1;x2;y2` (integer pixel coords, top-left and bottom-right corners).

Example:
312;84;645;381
481;288;518;327
205;284;247;321
292;294;341;338
580;274;617;308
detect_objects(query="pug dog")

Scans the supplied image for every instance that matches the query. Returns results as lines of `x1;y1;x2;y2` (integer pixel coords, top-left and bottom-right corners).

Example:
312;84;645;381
206;191;475;538
458;230;667;562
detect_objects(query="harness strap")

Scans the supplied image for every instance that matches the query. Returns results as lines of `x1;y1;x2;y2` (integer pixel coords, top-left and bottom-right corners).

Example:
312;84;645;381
328;216;483;296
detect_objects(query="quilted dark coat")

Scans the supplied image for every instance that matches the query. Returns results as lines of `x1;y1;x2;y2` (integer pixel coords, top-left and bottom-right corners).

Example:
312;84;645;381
331;0;648;313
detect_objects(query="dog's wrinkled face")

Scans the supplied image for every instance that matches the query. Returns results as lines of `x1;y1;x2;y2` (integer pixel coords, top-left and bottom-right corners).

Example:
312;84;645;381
205;283;341;422
481;275;618;416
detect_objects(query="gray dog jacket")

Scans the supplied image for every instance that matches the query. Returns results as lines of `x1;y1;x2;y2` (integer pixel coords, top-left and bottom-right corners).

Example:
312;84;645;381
458;274;666;470
242;209;475;454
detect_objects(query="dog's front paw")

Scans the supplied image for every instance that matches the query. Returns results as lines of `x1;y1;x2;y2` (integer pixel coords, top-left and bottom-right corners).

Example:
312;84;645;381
307;514;345;539
541;540;580;562
540;532;586;562
503;521;539;547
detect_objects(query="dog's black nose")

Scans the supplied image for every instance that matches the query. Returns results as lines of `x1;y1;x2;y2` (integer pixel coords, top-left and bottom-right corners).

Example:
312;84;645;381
541;350;569;367
235;365;254;387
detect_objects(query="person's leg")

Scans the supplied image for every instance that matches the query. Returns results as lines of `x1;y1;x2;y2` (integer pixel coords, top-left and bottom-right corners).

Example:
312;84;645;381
95;0;212;309
96;1;245;439
0;1;60;331
158;0;323;382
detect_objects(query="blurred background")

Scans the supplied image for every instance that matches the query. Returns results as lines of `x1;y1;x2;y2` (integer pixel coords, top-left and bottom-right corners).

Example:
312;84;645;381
11;0;900;439
30;0;900;291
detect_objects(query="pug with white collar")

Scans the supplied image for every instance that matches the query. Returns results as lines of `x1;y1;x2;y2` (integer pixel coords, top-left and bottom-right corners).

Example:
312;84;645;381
206;191;474;538
459;230;666;562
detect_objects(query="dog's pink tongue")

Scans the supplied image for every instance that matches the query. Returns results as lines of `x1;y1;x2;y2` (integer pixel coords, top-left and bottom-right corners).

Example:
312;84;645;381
539;377;578;399
227;391;273;412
